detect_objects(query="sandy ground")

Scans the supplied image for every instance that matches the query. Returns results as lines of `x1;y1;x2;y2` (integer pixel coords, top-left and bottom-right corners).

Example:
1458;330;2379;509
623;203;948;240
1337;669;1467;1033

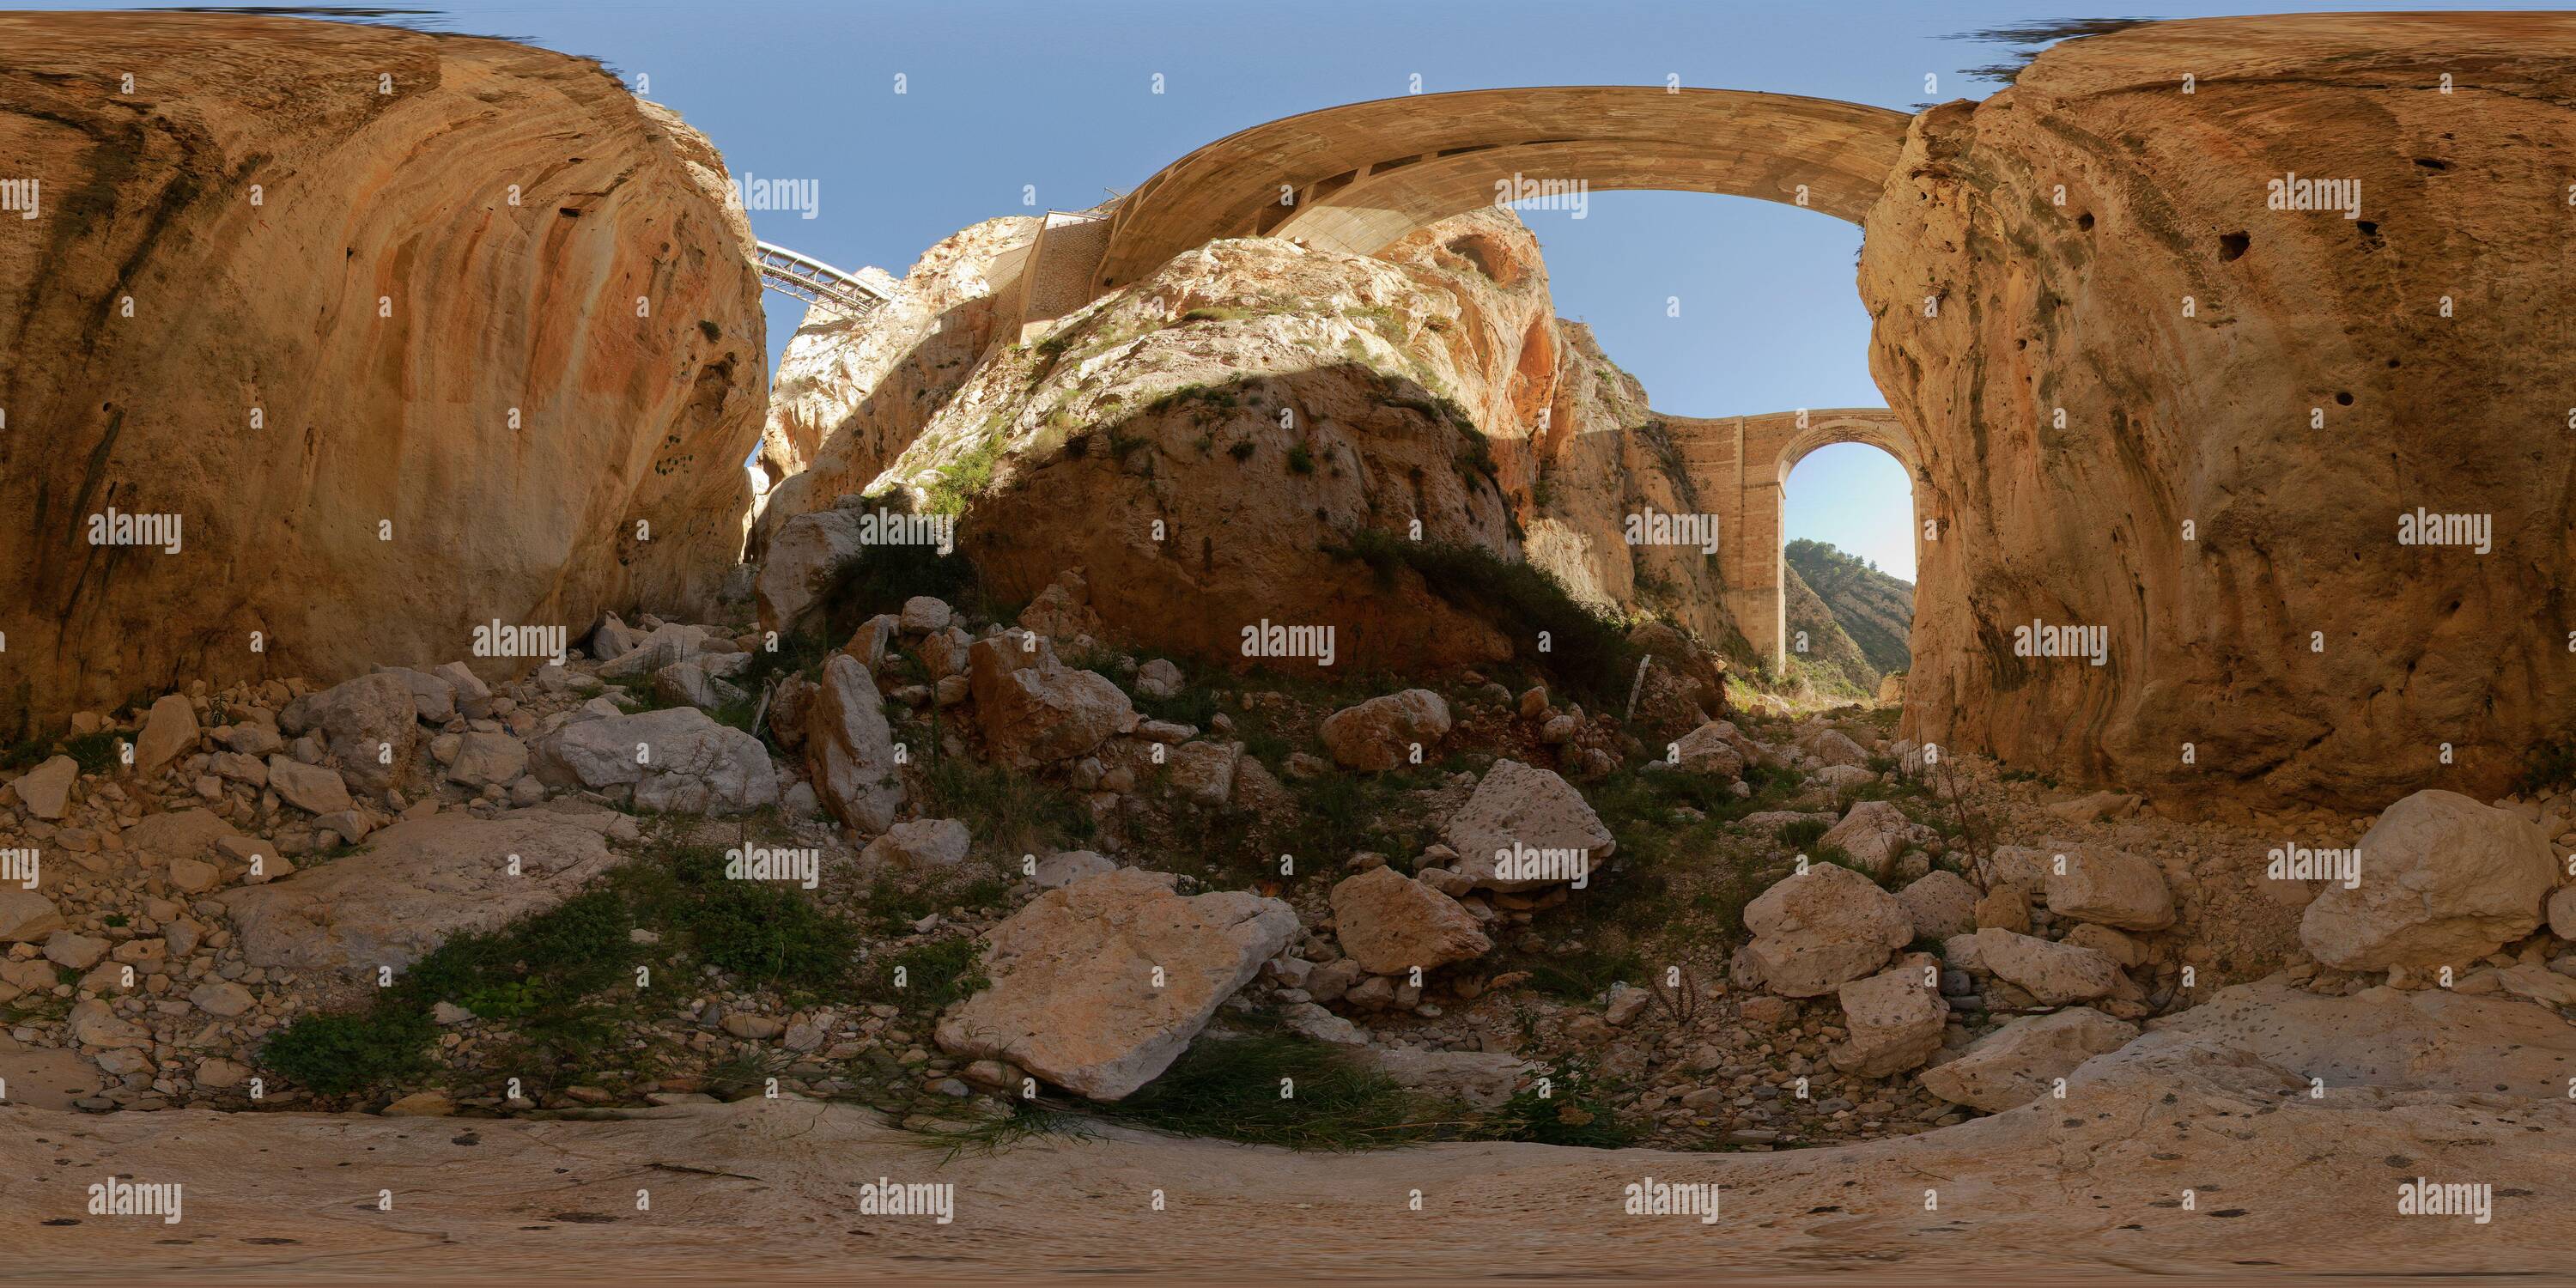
6;981;2570;1285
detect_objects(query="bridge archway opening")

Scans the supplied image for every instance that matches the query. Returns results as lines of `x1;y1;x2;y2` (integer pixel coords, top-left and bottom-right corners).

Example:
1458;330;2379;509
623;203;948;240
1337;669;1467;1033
1778;440;1919;700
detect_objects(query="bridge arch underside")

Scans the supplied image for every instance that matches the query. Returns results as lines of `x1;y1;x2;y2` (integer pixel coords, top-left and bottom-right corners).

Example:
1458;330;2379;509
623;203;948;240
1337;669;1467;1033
1093;87;1911;292
1665;410;1919;676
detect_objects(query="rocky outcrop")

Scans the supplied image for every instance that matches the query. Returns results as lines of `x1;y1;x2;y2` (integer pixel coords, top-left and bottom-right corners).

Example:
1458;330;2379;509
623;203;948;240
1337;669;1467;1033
1781;560;1878;696
935;868;1297;1101
0;13;765;737
1828;957;1947;1078
1971;928;2120;1005
1859;12;2576;809
806;654;905;833
966;634;1134;769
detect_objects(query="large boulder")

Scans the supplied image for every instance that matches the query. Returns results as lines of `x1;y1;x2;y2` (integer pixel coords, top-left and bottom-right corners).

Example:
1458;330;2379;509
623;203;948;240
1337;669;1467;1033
265;756;353;816
1741;863;1912;997
444;732;530;788
12;756;76;820
966;634;1134;769
1917;1006;2141;1112
1329;866;1491;975
2041;844;2175;931
0;891;64;944
373;666;458;723
1818;799;1917;878
532;707;777;814
284;673;420;791
1667;720;1748;779
2300;790;2555;970
1895;870;1980;940
935;868;1297;1101
0;12;764;732
1443;760;1615;891
1971;928;2121;1005
219;809;628;978
595;623;725;681
133;694;199;778
805;654;905;833
1318;690;1453;772
754;505;871;634
1829;957;1947;1078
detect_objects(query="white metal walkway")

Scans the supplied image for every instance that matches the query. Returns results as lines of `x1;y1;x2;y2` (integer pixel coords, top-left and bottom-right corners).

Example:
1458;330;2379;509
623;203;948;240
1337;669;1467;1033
753;241;890;319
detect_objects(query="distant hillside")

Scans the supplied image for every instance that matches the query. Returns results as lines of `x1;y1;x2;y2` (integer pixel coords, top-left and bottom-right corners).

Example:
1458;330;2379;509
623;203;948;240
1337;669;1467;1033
1784;538;1914;683
1781;561;1874;696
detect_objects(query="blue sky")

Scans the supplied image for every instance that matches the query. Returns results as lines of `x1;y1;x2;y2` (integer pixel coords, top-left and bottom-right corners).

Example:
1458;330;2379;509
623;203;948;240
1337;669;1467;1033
58;0;2554;580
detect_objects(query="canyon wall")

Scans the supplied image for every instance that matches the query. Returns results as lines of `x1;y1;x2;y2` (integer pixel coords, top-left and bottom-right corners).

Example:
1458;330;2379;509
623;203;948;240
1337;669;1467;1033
1859;12;2576;811
0;14;766;732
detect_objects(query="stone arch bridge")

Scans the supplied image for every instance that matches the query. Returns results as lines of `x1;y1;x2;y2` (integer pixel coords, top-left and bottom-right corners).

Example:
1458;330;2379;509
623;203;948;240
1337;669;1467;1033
1031;85;1924;672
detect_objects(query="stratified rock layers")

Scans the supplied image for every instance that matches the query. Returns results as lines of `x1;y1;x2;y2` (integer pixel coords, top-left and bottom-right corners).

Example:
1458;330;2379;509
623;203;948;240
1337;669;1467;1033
0;14;765;731
1858;13;2576;810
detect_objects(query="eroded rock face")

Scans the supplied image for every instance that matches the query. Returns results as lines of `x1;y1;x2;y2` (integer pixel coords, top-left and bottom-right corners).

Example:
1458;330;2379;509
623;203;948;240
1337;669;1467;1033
2300;789;2554;970
935;868;1297;1101
0;13;765;733
751;216;1035;525
1858;12;2576;809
